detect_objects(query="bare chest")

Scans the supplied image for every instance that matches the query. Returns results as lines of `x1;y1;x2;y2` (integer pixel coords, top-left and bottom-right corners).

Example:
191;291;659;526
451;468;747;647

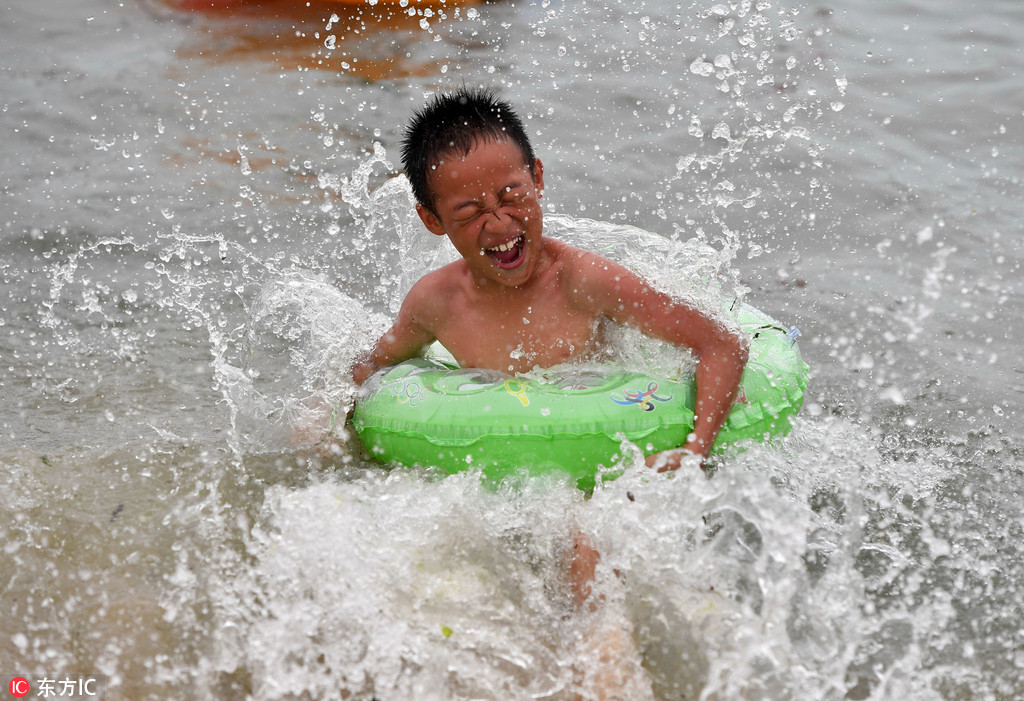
433;297;601;374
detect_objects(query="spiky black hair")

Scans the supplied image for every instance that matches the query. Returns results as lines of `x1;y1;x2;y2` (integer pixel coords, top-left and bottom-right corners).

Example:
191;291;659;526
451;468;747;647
401;87;536;215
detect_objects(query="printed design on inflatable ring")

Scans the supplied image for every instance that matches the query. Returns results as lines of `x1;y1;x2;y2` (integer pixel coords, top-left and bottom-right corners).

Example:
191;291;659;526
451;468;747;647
610;381;673;412
735;385;749;405
391;377;426;407
504;379;530;406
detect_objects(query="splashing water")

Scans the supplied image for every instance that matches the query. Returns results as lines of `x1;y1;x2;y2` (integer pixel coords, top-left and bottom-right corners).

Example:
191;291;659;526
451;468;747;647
177;148;1019;701
8;100;1019;701
3;0;1022;698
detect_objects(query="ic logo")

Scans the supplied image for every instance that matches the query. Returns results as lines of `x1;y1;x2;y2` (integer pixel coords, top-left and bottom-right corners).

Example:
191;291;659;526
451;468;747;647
8;677;30;698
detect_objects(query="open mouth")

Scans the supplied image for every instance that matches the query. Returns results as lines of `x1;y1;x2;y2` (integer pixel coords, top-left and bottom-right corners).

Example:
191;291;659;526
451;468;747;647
484;235;525;269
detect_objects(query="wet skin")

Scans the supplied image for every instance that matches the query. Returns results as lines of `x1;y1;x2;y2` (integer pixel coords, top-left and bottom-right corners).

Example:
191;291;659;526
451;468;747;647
352;137;748;464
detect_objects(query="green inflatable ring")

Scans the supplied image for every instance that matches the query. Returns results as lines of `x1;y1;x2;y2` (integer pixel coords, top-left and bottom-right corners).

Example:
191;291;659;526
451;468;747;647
353;303;808;491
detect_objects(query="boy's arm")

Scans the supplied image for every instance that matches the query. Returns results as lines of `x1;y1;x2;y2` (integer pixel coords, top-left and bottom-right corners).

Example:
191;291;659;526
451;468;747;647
352;285;437;385
295;286;432;454
568;253;749;465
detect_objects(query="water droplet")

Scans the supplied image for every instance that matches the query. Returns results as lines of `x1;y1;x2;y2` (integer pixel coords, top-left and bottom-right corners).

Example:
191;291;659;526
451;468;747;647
688;116;703;138
12;633;28;653
689;57;714;77
888;389;911;410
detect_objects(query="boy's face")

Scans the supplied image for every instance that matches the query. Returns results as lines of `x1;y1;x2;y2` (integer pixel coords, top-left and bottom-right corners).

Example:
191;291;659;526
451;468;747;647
416;138;545;289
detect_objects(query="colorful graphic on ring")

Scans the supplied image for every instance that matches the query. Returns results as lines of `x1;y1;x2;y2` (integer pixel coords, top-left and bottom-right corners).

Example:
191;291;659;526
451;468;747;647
391;377;426;407
504;379;530;406
610;381;673;412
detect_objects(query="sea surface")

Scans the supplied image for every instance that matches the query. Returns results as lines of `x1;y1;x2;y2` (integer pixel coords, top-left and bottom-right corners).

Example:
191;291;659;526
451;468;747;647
2;0;1022;698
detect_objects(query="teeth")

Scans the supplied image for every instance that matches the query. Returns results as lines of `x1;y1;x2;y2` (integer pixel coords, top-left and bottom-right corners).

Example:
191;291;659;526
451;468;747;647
487;236;522;253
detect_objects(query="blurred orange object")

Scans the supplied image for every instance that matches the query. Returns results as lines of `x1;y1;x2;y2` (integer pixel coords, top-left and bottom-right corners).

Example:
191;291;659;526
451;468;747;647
167;0;478;12
162;0;472;79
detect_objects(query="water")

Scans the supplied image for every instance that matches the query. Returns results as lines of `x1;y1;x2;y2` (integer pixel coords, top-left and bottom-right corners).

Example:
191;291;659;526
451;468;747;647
2;0;1022;698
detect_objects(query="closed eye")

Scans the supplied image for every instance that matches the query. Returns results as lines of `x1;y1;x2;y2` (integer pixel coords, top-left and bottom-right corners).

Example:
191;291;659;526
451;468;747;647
453;202;483;221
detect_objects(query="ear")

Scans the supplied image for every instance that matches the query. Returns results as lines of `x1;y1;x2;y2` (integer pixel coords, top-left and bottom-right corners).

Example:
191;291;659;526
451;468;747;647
532;158;545;197
416;203;447;237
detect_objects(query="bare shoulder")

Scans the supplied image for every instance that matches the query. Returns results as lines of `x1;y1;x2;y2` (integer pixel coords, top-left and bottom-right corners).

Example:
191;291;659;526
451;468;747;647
542;237;586;261
543;238;611;281
402;260;466;322
408;261;461;297
548;239;639;302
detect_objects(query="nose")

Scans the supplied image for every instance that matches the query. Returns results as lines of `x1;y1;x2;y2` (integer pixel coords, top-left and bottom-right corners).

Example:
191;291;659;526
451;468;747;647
482;205;510;231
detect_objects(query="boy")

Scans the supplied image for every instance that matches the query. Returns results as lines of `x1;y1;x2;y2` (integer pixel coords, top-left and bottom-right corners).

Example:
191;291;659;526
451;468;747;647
351;88;747;613
352;88;747;473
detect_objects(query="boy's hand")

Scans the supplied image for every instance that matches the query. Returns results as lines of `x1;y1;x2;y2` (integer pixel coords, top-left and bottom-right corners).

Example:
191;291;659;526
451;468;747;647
644;447;705;472
352;359;377;386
